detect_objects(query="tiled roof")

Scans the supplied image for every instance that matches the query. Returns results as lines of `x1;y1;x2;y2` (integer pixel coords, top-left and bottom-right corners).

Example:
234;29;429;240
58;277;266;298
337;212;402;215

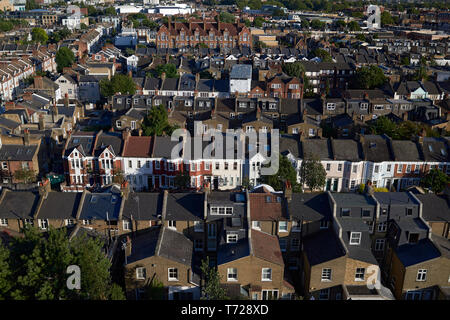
251;229;284;265
123;136;153;158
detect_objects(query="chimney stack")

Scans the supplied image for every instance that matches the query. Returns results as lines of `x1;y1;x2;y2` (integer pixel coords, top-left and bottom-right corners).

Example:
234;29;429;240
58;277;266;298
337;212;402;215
23;128;30;146
122;127;131;142
125;235;132;257
121;180;130;200
23;92;33;101
38;114;45;130
283;181;292;202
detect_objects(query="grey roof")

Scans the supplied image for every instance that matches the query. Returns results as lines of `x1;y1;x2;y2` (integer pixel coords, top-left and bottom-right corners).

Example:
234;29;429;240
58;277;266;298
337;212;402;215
126;227;160;264
161;78;178;91
217;237;250;265
230;64;252;79
153;136;182;158
38;192;82;219
79;193;122;221
331;139;362;161
415;194;450;222
396;238;441;267
0;191;39;219
279;134;301;158
391;140;422;161
288;193;332;221
301;139;332;160
94;132;123;157
374;192;419;206
361;135;392;162
303;229;346;266
122;192;163;220
0;144;37;161
157;226;193;266
332;193;377;207
0;117;21;130
65;132;95;157
165;193;204;221
421;137;449;162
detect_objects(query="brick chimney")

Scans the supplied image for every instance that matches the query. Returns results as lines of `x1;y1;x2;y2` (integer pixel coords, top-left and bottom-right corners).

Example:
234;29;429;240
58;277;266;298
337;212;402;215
283;181;292;202
38;114;45;130
34;76;44;89
23;128;30;146
121;180;130;200
122;127;130;142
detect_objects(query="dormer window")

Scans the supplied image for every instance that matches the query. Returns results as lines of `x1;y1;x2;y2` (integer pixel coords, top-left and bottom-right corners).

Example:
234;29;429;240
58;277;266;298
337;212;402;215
226;232;238;243
326;103;336;110
341;208;350;217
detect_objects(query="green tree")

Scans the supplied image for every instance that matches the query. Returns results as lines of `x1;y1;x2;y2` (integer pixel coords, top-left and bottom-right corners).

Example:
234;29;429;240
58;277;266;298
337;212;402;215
174;172;190;189
100;74;136;97
31;27;48;44
200;257;228;300
261;154;300;192
141;104;176;136
104;7;117;16
347;21;361;31
154;63;178;78
381;11;394;25
219;12;235;23
25;0;40;10
400;56;410;66
335;20;346;30
254;16;265;28
299;154;327;191
0;244;12;300
420;168;450;194
55;47;75;73
352;65;387;90
311;48;332;62
310;19;325;30
143;277;164;300
80;23;88;30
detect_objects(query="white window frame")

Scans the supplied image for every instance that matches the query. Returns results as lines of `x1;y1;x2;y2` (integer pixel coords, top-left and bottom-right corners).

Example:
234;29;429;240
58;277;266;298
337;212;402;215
375;239;385;251
168;268;178;281
252;221;261;230
416;269;427;282
278;221;288;233
123;220;131;231
261;268;272;281
355;268;365;281
136;267;146;280
321;268;332;282
227;268;238;281
226;232;238;243
350;232;361;245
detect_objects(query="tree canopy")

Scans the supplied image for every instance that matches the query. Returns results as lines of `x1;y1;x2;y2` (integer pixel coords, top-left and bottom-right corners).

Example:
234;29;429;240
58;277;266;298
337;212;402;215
352;65;387;90
420;169;450;194
260;154;302;192
0;226;125;300
100;74;136;97
141;104;178;136
299;153;327;191
200;257;228;300
31;27;48;44
55;47;75;73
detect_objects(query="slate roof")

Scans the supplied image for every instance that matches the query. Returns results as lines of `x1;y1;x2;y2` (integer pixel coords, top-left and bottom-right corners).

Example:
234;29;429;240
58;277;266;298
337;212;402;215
391;140;422;161
301;138;333;160
332;139;362;161
415;194;450;222
288;193;332;222
279;134;301;158
421;137;449;162
303;229;346;265
332;193;377;207
361;135;393;162
0;144;37;161
153;136;182;158
230;64;252;79
94;132;123;157
65;132;96;157
396;238;441;267
38;192;82;219
157;226;193;266
79;193;122;221
164;192;204;221
0;190;39;219
122;192;163;220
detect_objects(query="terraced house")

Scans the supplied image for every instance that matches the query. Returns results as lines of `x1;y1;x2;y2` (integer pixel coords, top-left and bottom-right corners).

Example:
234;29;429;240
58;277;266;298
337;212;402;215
156;18;252;49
